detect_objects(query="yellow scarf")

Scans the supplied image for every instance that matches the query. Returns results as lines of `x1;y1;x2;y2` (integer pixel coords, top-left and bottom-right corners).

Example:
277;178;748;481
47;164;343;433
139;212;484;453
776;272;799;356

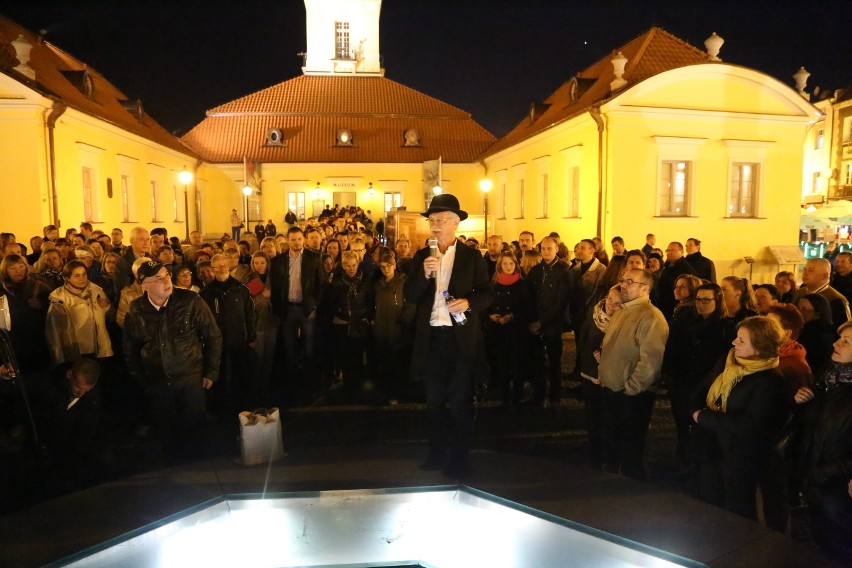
705;349;778;412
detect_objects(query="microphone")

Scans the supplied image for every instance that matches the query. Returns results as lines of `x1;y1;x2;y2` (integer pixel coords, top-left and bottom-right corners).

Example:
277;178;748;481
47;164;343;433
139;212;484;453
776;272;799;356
427;237;438;279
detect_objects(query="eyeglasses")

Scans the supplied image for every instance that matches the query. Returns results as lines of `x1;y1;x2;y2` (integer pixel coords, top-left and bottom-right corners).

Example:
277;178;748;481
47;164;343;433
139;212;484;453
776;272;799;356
427;217;453;225
694;297;715;305
619;278;647;287
144;275;171;285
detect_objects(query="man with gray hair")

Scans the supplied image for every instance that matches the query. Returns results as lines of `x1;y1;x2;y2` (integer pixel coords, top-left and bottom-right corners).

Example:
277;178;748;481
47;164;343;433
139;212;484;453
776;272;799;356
113;227;151;296
796;257;851;327
598;268;668;479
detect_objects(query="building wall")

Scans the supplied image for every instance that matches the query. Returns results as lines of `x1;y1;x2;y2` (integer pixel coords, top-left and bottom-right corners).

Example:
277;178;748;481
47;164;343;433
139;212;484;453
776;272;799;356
0;100;47;241
479;64;819;283
198;160;484;237
482;117;602;246
0;74;198;243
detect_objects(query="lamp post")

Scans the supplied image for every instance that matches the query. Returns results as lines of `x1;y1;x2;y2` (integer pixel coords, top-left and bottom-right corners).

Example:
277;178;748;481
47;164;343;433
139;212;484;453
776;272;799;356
178;168;193;241
242;184;253;234
479;178;492;241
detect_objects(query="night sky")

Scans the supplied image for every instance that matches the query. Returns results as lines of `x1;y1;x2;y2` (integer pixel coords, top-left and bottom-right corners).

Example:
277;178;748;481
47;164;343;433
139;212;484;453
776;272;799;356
4;1;851;138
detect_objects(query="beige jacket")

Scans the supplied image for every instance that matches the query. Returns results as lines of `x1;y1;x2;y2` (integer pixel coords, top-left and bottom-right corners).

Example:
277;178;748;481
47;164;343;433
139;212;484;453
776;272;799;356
599;295;668;395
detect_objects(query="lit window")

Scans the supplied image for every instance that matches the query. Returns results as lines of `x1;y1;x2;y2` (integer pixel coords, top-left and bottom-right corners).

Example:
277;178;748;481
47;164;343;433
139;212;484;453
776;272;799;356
150;180;160;222
516;179;525;219
121;175;131;222
538;173;549;218
729;162;759;218
288;192;306;220
82;167;96;222
335;22;350;59
384;192;402;212
566;166;579;217
659;161;690;216
815;129;824;150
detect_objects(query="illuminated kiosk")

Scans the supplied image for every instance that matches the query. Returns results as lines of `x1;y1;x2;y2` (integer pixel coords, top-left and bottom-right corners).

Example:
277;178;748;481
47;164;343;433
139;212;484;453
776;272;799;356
54;486;704;568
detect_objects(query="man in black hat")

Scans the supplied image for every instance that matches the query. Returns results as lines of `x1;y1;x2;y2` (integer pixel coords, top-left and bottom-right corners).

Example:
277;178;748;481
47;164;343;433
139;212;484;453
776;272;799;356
404;194;492;477
123;259;222;461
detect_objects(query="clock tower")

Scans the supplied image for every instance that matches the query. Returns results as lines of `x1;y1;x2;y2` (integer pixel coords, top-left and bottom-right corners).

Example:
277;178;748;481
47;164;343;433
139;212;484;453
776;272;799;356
302;0;384;76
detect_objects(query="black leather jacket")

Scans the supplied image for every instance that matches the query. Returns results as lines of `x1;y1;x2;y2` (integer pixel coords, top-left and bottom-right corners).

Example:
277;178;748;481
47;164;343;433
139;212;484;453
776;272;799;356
123;288;222;385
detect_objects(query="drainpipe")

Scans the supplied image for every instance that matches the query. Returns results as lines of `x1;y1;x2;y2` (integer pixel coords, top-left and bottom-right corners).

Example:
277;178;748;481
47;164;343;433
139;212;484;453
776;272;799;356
588;105;606;238
45;99;67;228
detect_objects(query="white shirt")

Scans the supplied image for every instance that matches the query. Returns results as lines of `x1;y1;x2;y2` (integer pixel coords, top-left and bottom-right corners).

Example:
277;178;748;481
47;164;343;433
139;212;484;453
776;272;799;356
429;241;457;327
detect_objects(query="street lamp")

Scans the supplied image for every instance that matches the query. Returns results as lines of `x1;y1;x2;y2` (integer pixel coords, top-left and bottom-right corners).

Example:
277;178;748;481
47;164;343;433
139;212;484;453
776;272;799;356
242;184;253;233
432;185;442;195
178;168;193;241
479;178;492;241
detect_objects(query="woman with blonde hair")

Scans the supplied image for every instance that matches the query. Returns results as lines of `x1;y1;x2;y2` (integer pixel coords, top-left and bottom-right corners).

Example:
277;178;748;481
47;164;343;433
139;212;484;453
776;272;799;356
519;249;542;277
691;316;788;520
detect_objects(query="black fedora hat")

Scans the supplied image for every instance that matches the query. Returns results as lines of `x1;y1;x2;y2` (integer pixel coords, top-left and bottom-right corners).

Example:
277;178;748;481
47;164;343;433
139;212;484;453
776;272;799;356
421;193;468;221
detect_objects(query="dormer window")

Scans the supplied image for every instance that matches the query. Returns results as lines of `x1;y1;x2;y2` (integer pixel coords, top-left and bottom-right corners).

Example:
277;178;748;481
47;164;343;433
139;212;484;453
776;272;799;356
336;128;353;146
120;98;144;121
403;129;421;147
529;103;550;125
265;128;286;147
61;69;95;99
335;21;351;59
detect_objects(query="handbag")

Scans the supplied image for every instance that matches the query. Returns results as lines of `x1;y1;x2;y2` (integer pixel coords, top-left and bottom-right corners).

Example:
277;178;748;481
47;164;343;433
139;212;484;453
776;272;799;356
773;413;801;458
238;407;285;466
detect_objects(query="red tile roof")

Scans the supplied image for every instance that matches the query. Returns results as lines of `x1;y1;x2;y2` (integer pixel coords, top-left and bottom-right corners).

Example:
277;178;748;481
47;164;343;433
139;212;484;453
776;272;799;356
483;27;709;157
0;16;194;157
181;75;496;163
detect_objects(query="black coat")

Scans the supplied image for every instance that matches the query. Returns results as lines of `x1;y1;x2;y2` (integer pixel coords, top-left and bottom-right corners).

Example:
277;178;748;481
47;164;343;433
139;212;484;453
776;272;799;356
0;278;51;372
796;380;852;494
199;277;257;349
662;313;729;391
123;288;223;386
692;365;788;482
685;251;716;283
113;247;144;297
404;239;492;382
798;320;835;379
527;258;572;336
269;249;326;319
656;257;697;320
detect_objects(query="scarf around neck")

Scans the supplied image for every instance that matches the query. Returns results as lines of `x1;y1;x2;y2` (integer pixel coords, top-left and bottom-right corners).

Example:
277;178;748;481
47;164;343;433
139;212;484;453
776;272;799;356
822;361;852;389
496;272;521;286
705;349;778;412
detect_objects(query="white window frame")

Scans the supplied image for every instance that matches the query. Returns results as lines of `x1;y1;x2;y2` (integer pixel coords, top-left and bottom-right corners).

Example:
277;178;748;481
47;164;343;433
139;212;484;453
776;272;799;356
532;155;551;219
815;128;824;150
76;143;104;223
289;192;306;220
384;192;402;212
495;169;507;220
147;163;164;223
512;164;526;219
659;160;691;217
652;136;704;217
335;21;350;59
723;139;772;219
116;155;138;223
560;145;583;218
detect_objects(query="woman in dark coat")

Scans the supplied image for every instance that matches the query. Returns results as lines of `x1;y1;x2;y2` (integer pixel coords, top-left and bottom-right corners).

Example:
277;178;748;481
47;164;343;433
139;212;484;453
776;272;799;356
0;254;52;373
796;293;836;379
662;283;730;462
791;321;852;561
691;316;788;520
484;252;528;409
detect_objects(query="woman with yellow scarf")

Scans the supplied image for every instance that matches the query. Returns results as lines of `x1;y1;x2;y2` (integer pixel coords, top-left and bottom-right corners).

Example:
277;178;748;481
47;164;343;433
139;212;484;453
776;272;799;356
691;316;788;521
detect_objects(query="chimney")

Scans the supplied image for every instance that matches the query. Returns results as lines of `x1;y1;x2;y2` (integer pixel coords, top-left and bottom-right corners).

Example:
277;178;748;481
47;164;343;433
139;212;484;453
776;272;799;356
704;32;724;62
11;34;35;80
610;51;628;92
793;67;811;101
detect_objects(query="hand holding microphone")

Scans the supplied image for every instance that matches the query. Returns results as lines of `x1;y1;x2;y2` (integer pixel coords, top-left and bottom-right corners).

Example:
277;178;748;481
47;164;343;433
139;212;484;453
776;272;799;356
425;237;439;279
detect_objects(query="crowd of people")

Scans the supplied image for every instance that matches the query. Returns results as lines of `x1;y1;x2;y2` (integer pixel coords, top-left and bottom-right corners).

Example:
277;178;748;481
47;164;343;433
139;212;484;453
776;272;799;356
0;198;850;560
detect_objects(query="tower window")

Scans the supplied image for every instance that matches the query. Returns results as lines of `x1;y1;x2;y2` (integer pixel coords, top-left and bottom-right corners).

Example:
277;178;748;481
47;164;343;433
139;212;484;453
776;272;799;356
335;21;351;59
